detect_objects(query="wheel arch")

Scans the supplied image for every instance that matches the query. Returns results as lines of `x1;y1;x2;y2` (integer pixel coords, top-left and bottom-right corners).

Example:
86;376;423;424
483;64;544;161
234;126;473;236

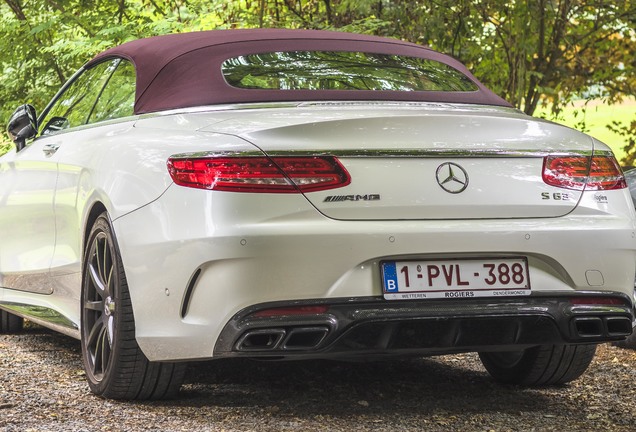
80;210;185;399
81;202;142;335
83;202;109;258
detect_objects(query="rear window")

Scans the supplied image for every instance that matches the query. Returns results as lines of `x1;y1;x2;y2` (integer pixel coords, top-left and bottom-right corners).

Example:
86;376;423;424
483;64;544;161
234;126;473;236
222;51;478;92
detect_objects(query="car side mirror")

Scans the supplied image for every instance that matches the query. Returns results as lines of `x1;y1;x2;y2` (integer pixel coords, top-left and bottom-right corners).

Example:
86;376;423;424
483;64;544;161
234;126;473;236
7;104;38;152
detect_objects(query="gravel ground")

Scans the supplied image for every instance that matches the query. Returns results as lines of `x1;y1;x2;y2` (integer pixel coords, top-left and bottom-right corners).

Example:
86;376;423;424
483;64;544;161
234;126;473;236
0;324;635;432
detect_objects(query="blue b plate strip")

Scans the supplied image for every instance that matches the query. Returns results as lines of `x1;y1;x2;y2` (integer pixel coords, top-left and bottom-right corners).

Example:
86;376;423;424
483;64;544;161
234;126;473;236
382;261;398;292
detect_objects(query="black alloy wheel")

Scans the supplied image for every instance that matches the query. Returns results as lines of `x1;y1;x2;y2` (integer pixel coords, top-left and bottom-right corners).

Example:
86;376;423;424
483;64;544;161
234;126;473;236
81;213;185;400
82;220;117;385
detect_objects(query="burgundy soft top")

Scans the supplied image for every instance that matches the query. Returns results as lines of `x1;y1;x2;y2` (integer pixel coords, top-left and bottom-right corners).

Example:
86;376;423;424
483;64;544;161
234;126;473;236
89;29;511;114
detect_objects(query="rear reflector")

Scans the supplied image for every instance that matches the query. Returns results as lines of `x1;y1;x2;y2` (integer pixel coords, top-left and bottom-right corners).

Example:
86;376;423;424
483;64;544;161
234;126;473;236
167;156;350;193
542;155;626;191
251;305;330;318
570;297;627;306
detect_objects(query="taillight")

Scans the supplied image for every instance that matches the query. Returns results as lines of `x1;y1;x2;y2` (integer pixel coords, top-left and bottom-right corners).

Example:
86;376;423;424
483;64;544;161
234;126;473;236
167;156;351;193
542;154;626;191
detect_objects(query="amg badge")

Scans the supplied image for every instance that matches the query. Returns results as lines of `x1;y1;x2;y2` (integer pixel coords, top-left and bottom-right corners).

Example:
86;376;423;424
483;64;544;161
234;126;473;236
324;194;381;202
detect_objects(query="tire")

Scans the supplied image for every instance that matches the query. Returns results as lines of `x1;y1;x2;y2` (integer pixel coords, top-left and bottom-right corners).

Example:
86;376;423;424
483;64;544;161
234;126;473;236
614;331;636;349
81;213;186;400
613;291;635;349
0;309;24;333
478;344;597;386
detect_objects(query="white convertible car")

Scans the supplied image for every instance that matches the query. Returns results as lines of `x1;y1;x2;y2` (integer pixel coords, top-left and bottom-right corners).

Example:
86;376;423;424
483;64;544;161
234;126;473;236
1;29;635;400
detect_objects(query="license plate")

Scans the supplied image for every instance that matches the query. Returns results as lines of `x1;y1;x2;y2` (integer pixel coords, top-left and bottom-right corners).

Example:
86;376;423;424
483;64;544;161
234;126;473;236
381;257;530;300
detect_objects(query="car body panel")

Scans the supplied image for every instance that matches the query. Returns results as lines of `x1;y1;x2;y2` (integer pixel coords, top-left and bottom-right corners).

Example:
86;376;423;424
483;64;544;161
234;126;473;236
113;182;636;360
0;31;634;368
0;139;59;294
171;103;594;219
2;104;636;353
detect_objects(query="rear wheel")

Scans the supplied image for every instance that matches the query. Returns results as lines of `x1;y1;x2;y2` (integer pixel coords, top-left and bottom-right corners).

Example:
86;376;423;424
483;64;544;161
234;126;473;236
614;332;636;349
614;289;635;349
479;344;596;386
81;213;186;400
0;309;23;333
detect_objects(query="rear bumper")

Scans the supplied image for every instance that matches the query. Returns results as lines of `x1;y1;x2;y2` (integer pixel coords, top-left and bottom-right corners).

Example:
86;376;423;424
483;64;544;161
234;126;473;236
113;184;636;361
214;292;634;359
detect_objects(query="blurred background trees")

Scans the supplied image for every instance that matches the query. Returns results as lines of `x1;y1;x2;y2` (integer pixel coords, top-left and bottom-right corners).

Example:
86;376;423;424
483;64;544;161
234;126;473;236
1;0;635;162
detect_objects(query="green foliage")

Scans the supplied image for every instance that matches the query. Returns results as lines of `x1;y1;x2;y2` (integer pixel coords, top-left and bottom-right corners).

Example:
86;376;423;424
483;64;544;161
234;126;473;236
0;0;635;159
536;99;636;164
609;118;636;167
0;135;12;155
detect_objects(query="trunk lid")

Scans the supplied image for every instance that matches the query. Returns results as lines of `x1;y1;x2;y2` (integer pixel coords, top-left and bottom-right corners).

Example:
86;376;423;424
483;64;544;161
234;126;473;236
201;103;592;220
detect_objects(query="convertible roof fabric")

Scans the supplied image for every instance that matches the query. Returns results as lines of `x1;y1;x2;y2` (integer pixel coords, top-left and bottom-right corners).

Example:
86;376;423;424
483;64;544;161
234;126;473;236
89;29;512;114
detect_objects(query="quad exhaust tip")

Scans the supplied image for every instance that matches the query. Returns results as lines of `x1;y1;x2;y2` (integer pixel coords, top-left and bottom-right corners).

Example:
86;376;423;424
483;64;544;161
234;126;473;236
236;327;329;352
571;316;632;339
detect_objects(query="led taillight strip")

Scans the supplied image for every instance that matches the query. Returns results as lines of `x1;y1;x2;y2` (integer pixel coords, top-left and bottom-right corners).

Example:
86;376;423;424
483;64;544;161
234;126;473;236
542;154;626;191
167;155;351;193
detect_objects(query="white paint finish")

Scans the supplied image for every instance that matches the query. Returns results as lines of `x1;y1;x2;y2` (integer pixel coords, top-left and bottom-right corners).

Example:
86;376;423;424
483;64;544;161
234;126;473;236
114;185;636;360
1;102;635;362
306;157;582;219
0;137;59;293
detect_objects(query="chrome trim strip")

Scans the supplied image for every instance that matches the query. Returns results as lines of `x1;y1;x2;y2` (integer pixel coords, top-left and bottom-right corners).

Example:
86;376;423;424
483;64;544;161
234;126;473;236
138;102;302;119
0;302;79;339
138;100;499;118
169;149;610;159
169;150;264;159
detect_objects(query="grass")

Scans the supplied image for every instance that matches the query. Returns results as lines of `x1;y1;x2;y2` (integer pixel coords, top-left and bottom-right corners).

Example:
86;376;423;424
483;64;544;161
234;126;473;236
535;98;636;162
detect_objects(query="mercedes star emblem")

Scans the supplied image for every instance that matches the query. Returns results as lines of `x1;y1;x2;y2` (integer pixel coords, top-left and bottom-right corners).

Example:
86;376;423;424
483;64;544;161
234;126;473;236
436;162;469;194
